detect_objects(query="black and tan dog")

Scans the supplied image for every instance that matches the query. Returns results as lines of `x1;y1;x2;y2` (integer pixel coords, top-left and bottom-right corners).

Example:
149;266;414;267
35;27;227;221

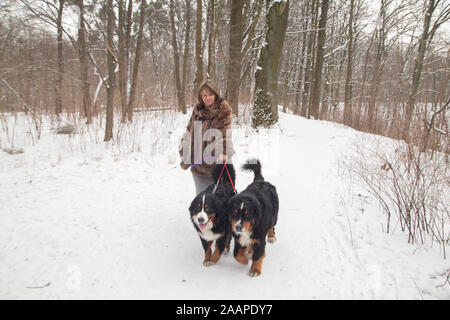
228;159;278;277
189;164;236;266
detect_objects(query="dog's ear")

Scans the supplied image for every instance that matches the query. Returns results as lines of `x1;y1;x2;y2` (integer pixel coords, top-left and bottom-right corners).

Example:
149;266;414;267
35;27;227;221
225;197;233;215
189;200;196;213
189;193;203;213
227;197;238;216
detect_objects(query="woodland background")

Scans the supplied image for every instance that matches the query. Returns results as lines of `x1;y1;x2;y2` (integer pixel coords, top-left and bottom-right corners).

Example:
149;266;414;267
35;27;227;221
0;0;448;148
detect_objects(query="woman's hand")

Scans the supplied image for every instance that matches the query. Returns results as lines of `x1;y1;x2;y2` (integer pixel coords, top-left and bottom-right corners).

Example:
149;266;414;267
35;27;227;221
217;154;227;163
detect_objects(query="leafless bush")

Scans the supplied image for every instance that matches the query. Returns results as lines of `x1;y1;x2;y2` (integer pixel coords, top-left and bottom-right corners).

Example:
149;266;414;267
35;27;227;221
56;125;76;135
2;147;24;154
349;137;449;258
437;268;450;288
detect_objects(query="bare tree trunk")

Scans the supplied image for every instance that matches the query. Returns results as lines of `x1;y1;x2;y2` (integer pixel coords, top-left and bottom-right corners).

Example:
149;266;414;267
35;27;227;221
320;1;337;121
128;0;147;122
104;0;115;142
118;0;127;122
238;0;264;93
294;2;308;116
367;55;382;133
55;0;65;117
195;0;203;91
125;0;133;106
179;0;190;115
308;0;329;119
169;0;183;112
356;29;376;130
301;0;316;118
118;0;133;123
402;0;438;141
281;43;296;112
76;0;92;124
227;0;243;115
320;61;330;120
367;0;388;133
253;0;289;128
207;0;215;80
343;0;354;126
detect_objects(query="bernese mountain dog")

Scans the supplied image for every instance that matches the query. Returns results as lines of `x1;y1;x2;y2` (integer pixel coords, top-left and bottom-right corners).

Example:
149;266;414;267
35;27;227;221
189;163;236;266
228;159;278;277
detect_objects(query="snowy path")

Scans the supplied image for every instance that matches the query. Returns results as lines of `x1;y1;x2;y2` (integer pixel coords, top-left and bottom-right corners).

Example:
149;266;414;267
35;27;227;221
0;113;448;299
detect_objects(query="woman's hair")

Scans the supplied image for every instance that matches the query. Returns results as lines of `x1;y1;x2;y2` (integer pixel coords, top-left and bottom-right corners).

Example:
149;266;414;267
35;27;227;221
197;80;221;105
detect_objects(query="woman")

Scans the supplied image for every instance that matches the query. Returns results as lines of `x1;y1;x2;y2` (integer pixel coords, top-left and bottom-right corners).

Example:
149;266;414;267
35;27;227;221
179;80;234;195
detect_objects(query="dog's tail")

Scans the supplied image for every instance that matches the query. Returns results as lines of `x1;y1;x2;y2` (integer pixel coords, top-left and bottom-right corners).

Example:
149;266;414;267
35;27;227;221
242;158;264;182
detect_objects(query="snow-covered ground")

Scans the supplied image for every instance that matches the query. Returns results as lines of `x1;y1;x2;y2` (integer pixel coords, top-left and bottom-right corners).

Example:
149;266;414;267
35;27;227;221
0;110;448;299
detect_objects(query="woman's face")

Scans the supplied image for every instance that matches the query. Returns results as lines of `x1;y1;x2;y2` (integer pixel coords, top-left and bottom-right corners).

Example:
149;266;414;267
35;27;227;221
200;88;216;107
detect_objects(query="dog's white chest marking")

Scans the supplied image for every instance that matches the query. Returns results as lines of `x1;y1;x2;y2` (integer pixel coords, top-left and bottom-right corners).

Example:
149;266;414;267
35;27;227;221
238;229;252;248
235;212;253;247
198;227;222;241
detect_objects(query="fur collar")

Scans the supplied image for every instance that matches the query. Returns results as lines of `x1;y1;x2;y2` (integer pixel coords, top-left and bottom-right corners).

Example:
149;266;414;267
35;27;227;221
193;98;227;120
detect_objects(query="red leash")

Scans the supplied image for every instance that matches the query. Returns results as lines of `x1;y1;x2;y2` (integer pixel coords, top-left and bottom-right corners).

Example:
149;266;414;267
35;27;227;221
215;163;236;194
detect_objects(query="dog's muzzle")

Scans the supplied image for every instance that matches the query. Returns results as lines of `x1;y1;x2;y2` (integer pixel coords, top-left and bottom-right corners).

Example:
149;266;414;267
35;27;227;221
195;211;209;230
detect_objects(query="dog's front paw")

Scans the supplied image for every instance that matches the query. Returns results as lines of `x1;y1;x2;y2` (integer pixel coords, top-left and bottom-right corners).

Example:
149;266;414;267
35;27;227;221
249;256;263;276
203;260;216;267
267;236;276;243
249;269;261;277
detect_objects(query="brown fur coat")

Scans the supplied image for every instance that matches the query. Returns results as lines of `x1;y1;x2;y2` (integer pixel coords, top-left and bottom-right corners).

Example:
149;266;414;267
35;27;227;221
179;98;234;176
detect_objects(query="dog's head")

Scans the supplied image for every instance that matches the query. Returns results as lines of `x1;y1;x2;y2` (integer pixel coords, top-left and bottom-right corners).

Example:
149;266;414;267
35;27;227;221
228;194;261;236
189;192;223;232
